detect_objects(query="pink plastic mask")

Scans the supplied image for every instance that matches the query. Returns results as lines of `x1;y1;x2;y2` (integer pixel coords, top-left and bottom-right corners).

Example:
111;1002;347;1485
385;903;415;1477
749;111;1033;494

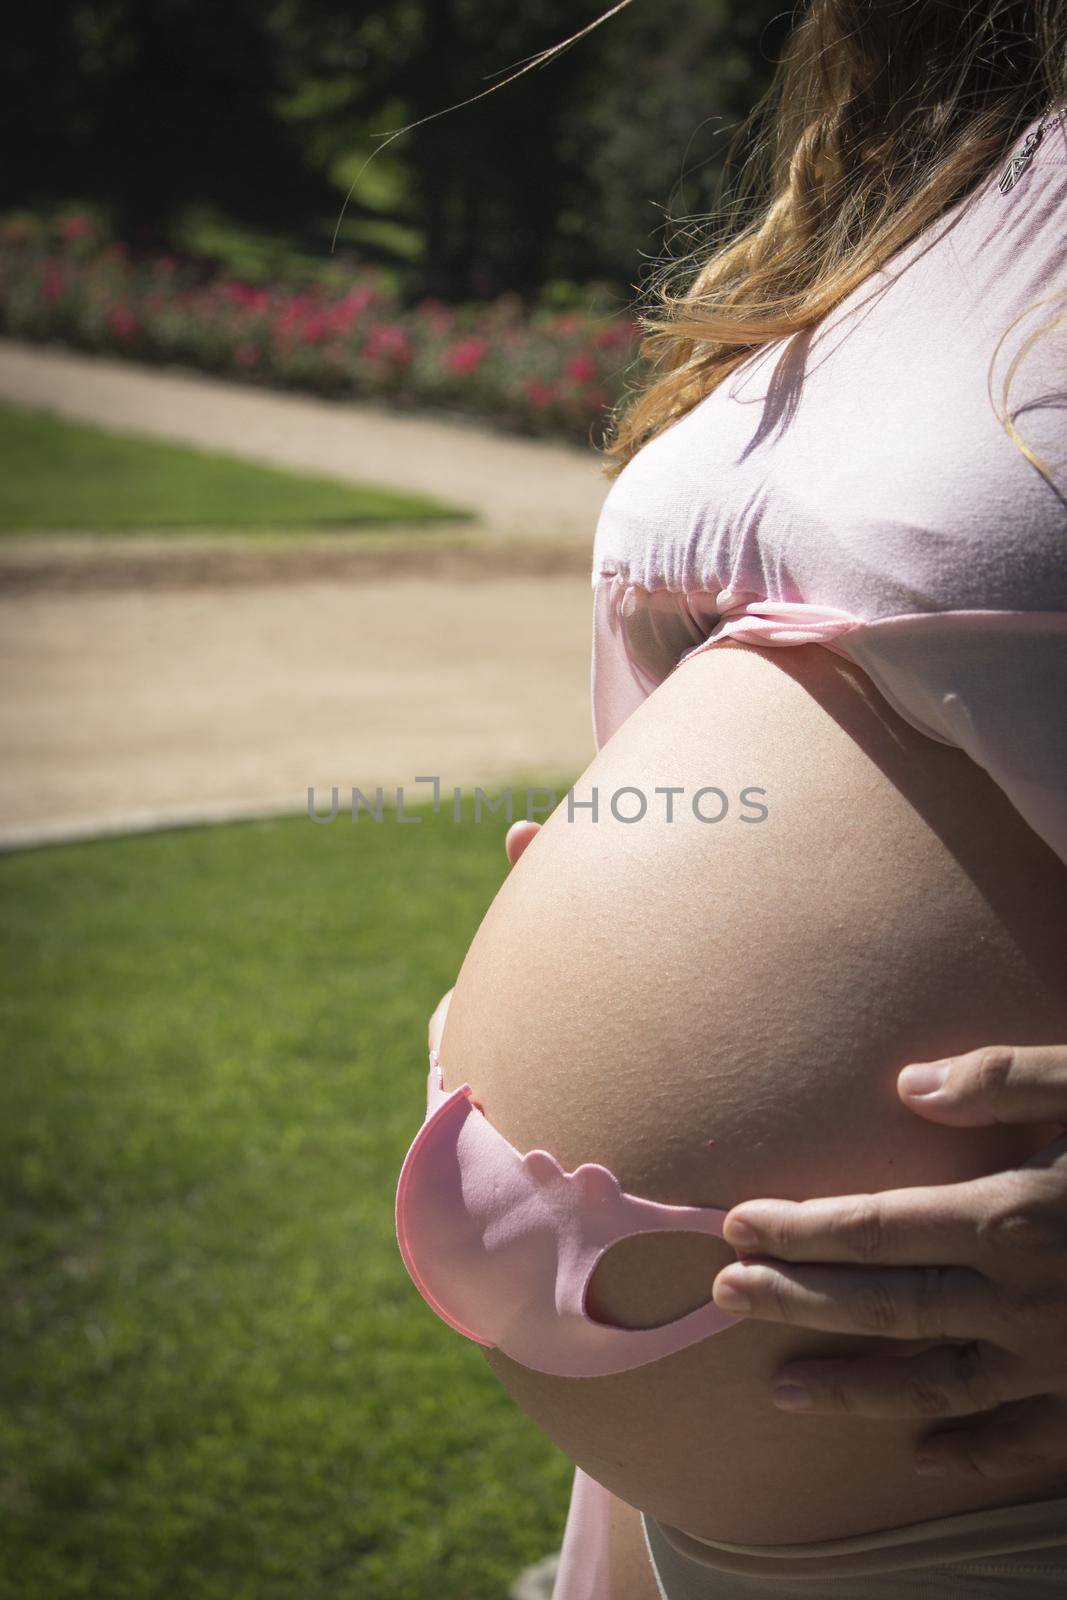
395;1049;744;1377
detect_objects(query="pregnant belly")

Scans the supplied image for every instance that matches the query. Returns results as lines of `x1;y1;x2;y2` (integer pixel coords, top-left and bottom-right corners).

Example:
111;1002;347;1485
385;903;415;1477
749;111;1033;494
438;640;1067;1545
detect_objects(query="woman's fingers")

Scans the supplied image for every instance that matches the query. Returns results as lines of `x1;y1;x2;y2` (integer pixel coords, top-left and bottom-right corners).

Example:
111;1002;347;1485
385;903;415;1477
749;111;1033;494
763;1340;1027;1421
915;1393;1067;1480
722;1175;1023;1268
764;1344;1067;1483
896;1044;1067;1128
720;1042;1067;1475
711;1257;1004;1344
722;1047;1067;1271
505;820;541;867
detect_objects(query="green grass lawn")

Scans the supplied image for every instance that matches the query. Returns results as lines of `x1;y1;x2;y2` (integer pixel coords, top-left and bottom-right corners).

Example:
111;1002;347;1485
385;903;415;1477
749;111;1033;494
0;791;581;1599
0;405;472;534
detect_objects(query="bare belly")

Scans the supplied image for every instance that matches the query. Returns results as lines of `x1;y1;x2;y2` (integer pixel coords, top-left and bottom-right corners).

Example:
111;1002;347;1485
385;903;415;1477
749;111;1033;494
439;640;1067;1545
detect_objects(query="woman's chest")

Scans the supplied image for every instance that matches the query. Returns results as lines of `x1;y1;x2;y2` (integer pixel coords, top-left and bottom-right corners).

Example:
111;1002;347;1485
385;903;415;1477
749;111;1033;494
593;263;1066;620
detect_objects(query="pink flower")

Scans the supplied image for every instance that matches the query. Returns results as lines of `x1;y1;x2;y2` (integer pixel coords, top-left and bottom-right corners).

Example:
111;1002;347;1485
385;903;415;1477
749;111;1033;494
524;379;557;410
234;343;260;367
106;304;138;340
445;337;490;376
595;323;633;350
564;353;597;384
298;311;331;344
364;324;413;365
37;257;63;300
226;281;270;313
414;298;455;334
326;302;359;336
325;284;378;335
59;214;93;243
342;285;376;317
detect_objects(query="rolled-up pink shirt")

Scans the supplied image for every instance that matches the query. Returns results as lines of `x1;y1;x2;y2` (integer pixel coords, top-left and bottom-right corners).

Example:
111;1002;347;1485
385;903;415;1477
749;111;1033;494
591;112;1067;867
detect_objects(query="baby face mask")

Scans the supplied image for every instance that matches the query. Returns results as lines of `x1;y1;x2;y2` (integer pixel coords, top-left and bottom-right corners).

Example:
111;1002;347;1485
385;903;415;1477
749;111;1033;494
395;1049;744;1378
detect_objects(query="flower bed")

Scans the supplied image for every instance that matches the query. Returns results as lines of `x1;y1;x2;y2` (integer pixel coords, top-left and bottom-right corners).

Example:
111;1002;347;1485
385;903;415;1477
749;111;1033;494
0;214;642;446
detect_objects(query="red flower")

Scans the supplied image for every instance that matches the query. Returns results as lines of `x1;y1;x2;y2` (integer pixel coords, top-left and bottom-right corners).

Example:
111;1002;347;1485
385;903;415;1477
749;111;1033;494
364;324;413;364
225;281;270;313
445;337;490;376
595;323;635;350
564;353;597;384
59;214;93;243
299;311;331;344
414;298;455;334
326;297;364;336
41;267;65;303
342;285;376;317
106;304;138;340
524;379;557;410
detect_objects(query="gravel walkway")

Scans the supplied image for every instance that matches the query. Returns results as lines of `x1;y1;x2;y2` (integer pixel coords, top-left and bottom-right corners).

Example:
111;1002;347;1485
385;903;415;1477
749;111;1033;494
0;574;594;850
0;338;609;542
0;342;606;848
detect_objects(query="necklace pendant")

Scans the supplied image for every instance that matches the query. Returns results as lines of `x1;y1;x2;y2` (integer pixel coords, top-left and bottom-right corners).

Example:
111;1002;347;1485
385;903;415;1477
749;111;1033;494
999;150;1034;192
999;128;1043;193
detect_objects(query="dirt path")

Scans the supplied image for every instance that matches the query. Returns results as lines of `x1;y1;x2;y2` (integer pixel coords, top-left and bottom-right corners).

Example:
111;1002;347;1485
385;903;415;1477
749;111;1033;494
0;573;594;850
0;342;604;849
0;338;609;542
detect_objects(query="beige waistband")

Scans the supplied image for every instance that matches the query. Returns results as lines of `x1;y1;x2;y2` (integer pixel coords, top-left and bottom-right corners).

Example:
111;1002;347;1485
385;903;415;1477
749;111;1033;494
652;1493;1067;1578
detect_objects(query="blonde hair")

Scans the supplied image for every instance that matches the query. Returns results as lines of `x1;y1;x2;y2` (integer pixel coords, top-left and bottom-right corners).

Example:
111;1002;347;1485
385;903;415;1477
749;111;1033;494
601;1;1067;487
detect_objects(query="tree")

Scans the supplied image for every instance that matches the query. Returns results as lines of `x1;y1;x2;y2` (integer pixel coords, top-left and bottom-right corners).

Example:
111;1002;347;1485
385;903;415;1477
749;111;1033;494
0;0;338;249
554;0;794;292
1;0;795;297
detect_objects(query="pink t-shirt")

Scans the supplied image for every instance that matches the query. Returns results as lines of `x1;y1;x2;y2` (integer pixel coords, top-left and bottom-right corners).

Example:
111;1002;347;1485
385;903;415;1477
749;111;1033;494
590;112;1067;867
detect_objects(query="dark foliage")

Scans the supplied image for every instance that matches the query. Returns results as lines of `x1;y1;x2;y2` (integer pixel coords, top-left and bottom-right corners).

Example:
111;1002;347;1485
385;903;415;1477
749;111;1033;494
1;0;789;299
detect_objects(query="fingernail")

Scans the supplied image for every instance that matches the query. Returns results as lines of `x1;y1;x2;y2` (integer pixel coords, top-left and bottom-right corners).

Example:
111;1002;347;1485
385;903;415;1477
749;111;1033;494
713;1278;751;1314
771;1384;814;1411
915;1454;946;1476
723;1218;759;1251
899;1061;951;1097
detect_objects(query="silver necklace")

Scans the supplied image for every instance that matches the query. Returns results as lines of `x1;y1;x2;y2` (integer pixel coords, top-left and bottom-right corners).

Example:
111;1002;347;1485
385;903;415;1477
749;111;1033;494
998;98;1067;193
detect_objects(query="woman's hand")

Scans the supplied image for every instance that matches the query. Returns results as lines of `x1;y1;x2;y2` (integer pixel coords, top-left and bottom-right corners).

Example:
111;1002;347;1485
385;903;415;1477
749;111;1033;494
712;1045;1067;1479
504;819;542;867
427;822;543;1054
